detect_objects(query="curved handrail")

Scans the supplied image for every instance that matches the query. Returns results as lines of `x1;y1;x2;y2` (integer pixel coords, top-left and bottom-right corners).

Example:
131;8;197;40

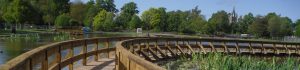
116;37;300;70
0;37;146;70
2;37;300;70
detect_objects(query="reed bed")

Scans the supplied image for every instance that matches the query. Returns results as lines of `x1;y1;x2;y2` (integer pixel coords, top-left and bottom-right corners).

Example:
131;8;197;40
162;53;300;70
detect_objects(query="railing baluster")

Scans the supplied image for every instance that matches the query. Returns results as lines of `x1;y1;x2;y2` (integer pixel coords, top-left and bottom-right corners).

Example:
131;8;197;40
196;41;206;54
221;42;228;54
82;40;87;65
106;39;110;58
56;46;61;70
94;40;99;61
248;43;254;54
296;45;299;54
208;42;216;52
272;43;278;54
235;42;240;54
260;43;266;54
42;50;48;70
68;42;74;70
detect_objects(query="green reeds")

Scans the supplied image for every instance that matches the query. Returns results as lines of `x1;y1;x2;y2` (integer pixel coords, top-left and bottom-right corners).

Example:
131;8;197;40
163;53;300;70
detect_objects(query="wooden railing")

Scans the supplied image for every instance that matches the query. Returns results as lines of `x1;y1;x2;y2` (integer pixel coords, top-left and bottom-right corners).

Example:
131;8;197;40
0;37;144;70
116;37;300;70
3;37;300;70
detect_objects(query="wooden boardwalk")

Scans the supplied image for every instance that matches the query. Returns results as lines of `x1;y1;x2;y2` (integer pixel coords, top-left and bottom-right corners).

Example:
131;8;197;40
74;58;115;70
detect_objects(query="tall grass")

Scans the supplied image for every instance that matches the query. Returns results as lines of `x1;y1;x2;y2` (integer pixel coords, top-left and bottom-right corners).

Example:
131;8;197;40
162;53;300;70
53;33;72;42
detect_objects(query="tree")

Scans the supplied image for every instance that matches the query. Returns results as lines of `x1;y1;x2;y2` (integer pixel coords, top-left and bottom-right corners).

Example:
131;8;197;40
237;13;254;34
176;6;206;34
207;10;230;34
166;11;182;32
0;0;10;25
141;7;167;31
93;10;114;31
295;19;300;37
96;0;118;13
2;0;32;33
70;0;86;26
54;13;71;28
115;2;139;30
128;14;142;30
267;13;292;37
84;0;98;27
248;16;268;37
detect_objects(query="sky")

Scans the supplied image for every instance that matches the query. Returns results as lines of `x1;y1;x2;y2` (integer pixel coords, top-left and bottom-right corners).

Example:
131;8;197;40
71;0;300;22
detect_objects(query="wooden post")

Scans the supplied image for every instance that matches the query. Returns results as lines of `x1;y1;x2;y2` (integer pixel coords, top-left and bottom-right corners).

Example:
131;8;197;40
248;43;254;54
106;39;110;58
196;41;206;54
68;44;74;70
235;42;240;54
56;46;61;70
82;40;87;65
260;43;266;54
209;42;216;52
94;40;99;61
272;43;278;54
41;50;48;70
285;44;291;55
26;58;33;70
296;45;299;54
221;42;228;54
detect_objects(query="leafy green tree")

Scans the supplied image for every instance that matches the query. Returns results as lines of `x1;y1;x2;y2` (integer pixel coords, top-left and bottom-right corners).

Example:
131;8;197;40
70;0;86;25
96;0;118;13
54;13;71;28
237;13;254;34
279;17;293;36
84;0;98;27
176;6;206;34
267;13;292;37
166;11;182;32
2;0;32;32
295;19;300;37
248;16;268;37
141;7;167;31
115;2;139;30
207;10;230;34
128;14;142;30
93;10;114;31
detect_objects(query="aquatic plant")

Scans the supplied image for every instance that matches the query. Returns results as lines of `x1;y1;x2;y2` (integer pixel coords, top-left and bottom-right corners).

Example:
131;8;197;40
162;53;300;70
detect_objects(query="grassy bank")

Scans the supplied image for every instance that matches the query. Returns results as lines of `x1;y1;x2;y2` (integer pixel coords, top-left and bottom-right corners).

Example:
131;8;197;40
162;53;300;70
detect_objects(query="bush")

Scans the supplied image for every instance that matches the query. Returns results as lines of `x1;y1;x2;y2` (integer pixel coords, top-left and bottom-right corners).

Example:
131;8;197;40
55;13;71;28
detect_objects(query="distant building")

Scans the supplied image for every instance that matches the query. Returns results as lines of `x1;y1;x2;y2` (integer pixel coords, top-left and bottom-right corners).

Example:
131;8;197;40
228;7;238;25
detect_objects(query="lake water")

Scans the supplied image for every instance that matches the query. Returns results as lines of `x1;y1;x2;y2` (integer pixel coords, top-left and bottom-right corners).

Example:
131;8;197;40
0;33;138;64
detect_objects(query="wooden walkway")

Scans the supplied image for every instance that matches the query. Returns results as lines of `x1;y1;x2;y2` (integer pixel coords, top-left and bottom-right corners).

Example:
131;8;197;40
74;58;115;70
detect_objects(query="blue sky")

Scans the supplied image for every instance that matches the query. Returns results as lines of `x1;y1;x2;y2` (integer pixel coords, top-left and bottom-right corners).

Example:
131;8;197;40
71;0;300;22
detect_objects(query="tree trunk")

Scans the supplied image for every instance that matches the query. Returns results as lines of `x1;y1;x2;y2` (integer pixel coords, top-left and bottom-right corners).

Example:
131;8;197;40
48;22;51;29
11;24;16;34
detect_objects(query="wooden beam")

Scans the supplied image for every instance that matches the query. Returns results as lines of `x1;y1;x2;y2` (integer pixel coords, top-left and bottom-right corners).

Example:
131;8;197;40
208;42;217;52
139;50;154;61
248;43;254;54
260;43;266;54
185;42;195;54
196;42;207;54
221;42;229;53
148;47;161;60
155;43;168;58
272;44;279;54
235;42;240;54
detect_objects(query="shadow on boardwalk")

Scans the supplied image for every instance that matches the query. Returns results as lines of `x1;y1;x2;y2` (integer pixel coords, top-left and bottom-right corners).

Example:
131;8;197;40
75;58;115;70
